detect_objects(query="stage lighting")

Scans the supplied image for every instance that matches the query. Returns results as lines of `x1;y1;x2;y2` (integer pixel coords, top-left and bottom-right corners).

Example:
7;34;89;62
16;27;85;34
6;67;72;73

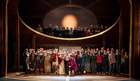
62;14;78;29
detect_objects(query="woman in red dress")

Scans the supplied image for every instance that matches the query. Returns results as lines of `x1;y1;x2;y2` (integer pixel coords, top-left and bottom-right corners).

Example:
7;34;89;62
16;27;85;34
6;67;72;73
96;51;103;74
69;55;78;75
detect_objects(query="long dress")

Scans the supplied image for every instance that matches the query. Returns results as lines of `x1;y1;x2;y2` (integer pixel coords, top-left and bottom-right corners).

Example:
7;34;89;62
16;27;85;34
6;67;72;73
44;54;51;73
59;57;65;75
76;55;82;73
90;54;96;73
86;54;91;72
69;57;78;72
82;54;91;72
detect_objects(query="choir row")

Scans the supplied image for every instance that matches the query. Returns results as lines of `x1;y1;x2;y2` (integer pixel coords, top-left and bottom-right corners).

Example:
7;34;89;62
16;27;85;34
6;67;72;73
23;47;129;75
36;24;108;38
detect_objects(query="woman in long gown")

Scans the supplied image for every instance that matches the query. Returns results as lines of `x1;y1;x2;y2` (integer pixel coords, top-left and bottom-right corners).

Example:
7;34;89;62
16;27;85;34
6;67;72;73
82;51;90;74
58;54;65;75
44;52;51;74
90;49;97;73
69;55;78;75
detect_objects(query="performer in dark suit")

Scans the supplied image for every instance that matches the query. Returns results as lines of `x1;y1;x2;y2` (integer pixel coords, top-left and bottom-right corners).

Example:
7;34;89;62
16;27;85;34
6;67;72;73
75;51;82;74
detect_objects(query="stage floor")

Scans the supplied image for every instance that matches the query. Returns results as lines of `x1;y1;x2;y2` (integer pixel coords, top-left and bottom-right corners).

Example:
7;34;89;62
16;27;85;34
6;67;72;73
0;73;138;81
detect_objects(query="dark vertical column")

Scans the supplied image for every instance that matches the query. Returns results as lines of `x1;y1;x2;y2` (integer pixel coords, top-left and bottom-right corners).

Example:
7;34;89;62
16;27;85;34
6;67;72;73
8;0;18;72
119;0;130;75
119;15;123;50
15;16;20;72
0;0;4;77
5;0;8;76
132;0;140;79
0;1;2;77
0;0;8;77
119;0;130;51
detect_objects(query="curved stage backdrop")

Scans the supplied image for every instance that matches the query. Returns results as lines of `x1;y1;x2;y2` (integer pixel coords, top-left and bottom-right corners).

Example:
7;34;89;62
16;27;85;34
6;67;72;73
18;0;120;39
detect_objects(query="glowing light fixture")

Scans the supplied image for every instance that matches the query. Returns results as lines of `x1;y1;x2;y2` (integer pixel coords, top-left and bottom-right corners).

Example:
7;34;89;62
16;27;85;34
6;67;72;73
62;14;78;29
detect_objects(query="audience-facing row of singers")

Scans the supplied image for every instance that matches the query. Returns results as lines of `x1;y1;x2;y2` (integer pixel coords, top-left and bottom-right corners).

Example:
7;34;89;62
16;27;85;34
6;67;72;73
23;47;129;75
36;24;108;38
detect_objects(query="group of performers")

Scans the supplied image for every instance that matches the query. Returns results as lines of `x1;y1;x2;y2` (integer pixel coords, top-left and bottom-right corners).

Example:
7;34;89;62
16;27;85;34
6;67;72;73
23;47;128;75
36;24;107;38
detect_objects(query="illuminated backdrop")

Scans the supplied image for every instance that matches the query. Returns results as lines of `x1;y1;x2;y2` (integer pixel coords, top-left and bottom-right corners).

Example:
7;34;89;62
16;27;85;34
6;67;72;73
62;14;78;29
43;5;97;28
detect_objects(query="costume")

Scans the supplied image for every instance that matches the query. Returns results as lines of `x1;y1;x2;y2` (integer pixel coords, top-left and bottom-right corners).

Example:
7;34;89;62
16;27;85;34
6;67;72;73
58;55;65;75
96;53;103;73
82;53;91;73
44;53;51;73
69;57;78;73
90;54;96;73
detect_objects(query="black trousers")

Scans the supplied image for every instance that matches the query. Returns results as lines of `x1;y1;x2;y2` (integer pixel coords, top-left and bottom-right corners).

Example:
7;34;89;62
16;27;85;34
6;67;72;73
96;63;102;73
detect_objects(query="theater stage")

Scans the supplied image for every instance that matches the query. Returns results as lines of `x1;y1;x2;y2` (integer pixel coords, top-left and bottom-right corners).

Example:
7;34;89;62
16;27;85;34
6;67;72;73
0;73;138;81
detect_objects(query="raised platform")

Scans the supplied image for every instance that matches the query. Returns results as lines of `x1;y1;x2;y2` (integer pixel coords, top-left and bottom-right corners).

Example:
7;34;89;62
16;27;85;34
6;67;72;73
0;73;138;81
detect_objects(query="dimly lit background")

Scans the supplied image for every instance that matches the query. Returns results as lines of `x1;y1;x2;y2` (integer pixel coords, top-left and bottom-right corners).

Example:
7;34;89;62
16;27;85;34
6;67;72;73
18;0;120;28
